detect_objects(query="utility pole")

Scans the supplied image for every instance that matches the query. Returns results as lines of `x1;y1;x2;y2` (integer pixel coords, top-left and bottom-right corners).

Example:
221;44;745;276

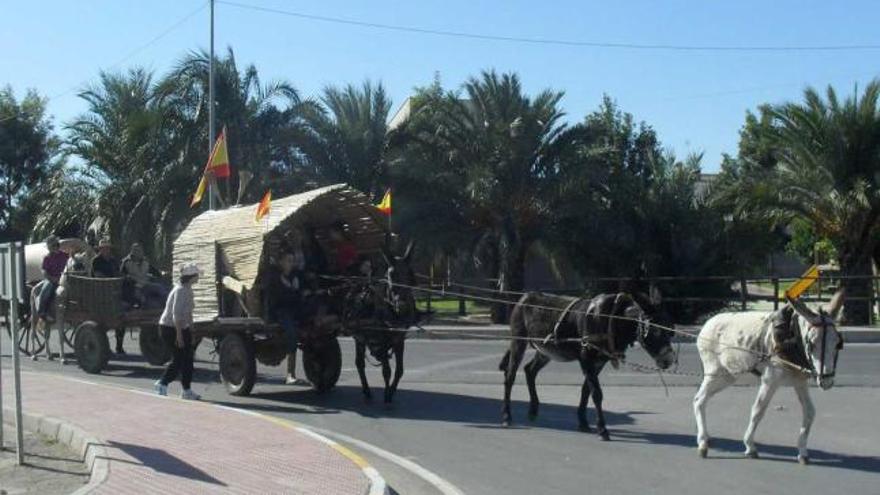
208;0;216;210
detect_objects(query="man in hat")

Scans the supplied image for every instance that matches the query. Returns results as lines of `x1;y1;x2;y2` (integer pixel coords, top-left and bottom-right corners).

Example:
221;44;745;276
121;243;168;308
36;235;69;321
91;239;119;278
90;239;125;354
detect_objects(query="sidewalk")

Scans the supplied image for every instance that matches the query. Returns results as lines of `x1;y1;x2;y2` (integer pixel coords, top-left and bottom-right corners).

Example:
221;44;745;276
1;372;379;494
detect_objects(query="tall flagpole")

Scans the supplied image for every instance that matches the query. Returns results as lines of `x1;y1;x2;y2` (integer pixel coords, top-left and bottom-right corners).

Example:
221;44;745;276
208;0;216;210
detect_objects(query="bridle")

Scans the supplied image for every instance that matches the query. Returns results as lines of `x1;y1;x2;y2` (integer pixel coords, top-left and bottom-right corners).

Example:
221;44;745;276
794;310;841;380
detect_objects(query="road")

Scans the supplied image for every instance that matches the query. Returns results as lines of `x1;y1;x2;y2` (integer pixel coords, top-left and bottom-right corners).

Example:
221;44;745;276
3;335;879;494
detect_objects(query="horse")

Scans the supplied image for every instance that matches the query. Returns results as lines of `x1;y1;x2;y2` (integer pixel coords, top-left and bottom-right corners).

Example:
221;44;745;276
28;250;95;363
500;290;676;440
693;290;845;464
347;242;420;404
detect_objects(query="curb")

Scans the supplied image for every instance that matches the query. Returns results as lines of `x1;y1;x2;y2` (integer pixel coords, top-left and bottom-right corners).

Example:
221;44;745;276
1;406;109;494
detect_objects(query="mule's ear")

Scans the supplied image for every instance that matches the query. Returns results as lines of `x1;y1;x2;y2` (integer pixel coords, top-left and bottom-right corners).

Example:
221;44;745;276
788;296;820;325
826;287;846;321
403;240;415;262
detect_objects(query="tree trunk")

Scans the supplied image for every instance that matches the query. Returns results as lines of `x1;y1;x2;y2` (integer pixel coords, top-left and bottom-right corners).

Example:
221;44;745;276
838;252;873;325
492;242;528;324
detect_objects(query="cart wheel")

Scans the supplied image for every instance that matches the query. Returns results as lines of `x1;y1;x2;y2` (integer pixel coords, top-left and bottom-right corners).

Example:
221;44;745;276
19;314;47;357
303;338;342;393
62;324;77;349
138;325;171;366
219;333;256;396
75;321;110;374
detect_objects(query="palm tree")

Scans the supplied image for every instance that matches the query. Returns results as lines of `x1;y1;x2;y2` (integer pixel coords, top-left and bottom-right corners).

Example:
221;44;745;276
158;47;316;202
37;68;177;259
723;82;880;324
301;80;392;196
393;71;580;319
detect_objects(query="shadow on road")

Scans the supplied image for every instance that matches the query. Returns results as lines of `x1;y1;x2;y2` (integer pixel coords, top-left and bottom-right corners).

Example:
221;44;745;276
215;385;879;475
611;430;880;474
215;384;641;431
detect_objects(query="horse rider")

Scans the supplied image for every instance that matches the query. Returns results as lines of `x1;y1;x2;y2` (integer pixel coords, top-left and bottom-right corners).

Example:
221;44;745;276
267;249;309;386
121;243;168;309
90;239;126;355
36;235;69;323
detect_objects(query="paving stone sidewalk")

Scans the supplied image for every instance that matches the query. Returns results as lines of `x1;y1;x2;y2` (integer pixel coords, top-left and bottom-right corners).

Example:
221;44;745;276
1;372;373;494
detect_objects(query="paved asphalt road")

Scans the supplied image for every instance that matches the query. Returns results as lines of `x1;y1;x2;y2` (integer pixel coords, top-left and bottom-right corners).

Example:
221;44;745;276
3;335;879;494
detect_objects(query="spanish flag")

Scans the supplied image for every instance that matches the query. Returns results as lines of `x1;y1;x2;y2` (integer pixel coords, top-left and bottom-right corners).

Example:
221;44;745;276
376;189;391;216
255;190;271;222
191;127;231;207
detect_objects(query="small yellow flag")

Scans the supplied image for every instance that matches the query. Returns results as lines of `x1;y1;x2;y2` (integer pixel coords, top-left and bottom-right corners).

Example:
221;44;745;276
255;190;271;222
190;175;208;207
785;265;820;300
376;189;391;215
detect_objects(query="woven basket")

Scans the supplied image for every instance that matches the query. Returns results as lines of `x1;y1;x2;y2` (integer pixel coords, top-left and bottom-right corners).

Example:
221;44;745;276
65;275;123;325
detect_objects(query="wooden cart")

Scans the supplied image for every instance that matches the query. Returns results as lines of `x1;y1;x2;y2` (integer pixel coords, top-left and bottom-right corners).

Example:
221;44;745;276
176;184;388;396
64;275;169;373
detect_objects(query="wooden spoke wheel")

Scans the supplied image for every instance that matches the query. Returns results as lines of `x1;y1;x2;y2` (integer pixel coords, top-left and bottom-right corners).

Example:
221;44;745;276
18;314;46;357
219;332;256;396
74;321;110;374
303;338;342;394
138;325;171;366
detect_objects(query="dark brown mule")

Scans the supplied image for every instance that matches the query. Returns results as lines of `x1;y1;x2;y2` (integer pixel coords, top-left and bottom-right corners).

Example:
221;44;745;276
500;292;676;440
349;242;420;404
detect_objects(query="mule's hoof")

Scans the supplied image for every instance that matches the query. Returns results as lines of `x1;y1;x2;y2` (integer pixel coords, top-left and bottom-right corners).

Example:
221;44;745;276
745;450;759;459
502;420;512;428
599;430;611;441
30;355;38;362
578;423;592;433
59;358;67;366
698;447;708;459
798;455;810;465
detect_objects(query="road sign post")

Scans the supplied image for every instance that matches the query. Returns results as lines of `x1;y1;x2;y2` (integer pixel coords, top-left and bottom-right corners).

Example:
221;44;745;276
0;242;25;464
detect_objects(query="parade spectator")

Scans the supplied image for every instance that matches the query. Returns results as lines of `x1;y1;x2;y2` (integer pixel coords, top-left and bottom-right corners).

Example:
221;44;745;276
155;262;201;400
37;235;68;322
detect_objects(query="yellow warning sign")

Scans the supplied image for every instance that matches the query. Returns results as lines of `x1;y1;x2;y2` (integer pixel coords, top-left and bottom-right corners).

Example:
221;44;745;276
785;265;820;299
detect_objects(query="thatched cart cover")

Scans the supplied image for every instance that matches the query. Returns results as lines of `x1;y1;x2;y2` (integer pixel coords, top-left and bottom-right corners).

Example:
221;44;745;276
173;184;387;322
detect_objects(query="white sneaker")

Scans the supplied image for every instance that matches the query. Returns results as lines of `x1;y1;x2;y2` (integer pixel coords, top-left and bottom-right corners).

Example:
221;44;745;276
154;381;167;396
180;389;201;401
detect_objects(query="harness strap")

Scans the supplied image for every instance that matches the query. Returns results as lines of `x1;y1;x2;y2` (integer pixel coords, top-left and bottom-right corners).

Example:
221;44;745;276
604;293;630;368
543;297;581;345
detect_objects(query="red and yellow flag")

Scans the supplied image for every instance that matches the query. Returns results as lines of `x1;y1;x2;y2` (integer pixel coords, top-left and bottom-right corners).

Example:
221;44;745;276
255;190;271;222
376;189;391;216
191;127;231;207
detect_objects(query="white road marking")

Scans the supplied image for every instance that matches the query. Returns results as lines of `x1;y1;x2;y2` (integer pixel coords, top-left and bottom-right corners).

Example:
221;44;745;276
308;425;467;495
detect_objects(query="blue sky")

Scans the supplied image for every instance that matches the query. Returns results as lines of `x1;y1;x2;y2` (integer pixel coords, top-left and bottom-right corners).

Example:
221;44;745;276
3;0;879;171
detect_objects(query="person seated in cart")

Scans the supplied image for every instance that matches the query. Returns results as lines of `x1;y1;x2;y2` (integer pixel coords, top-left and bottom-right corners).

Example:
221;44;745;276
90;239;126;355
121;242;169;309
267;249;311;386
328;221;359;275
36;235;69;322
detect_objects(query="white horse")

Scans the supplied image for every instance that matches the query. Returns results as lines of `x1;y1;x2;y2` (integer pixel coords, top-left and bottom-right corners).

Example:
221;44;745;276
29;249;95;363
693;291;844;464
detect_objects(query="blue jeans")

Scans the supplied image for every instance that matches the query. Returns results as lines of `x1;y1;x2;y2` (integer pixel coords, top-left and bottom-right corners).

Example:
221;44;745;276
277;309;298;353
36;280;57;316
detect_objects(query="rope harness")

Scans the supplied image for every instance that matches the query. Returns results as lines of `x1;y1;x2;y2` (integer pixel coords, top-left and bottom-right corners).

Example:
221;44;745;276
323;274;821;378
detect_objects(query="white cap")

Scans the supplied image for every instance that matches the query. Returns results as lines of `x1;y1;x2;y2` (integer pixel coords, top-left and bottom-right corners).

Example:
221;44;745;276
179;262;201;277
